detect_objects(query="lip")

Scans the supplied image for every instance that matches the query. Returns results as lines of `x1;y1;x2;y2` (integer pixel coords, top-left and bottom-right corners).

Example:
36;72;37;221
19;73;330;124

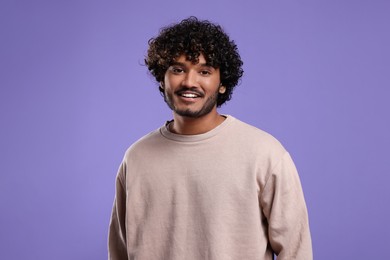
176;94;199;103
176;89;203;96
175;89;204;103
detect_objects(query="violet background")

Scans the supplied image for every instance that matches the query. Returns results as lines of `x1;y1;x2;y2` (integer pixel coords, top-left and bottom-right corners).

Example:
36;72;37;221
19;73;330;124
1;0;389;259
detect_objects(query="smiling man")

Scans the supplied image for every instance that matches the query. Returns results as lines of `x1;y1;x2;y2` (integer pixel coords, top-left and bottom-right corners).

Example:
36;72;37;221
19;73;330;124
108;17;312;260
162;54;226;135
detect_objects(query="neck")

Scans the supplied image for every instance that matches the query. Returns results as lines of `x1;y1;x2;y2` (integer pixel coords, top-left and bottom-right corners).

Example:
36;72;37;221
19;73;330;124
170;109;225;135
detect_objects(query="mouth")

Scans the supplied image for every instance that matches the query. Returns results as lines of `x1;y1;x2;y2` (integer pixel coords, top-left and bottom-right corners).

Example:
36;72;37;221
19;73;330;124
180;93;199;98
176;90;204;101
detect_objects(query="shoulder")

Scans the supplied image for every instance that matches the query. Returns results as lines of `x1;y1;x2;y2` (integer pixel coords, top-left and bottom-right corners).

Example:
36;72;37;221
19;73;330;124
228;116;286;155
123;128;163;160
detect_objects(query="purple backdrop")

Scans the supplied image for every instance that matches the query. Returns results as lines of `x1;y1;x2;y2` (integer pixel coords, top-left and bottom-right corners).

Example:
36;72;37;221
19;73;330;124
1;1;389;259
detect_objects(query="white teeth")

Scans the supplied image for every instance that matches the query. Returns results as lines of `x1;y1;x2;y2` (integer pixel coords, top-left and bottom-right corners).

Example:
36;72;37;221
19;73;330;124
181;93;197;98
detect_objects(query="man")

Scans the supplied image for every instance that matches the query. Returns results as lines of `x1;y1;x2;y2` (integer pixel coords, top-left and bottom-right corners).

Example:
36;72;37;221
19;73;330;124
108;17;312;260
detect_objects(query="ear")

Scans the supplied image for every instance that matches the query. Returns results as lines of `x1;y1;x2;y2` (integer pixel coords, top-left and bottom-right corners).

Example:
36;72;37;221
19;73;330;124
159;82;165;90
219;85;226;94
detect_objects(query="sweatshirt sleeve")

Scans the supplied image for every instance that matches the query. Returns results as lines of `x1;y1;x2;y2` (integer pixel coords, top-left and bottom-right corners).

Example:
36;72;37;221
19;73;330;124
108;163;128;260
260;152;313;260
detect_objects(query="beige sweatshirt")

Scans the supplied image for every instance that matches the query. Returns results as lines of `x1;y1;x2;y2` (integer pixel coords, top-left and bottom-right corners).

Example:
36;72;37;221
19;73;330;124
108;115;312;260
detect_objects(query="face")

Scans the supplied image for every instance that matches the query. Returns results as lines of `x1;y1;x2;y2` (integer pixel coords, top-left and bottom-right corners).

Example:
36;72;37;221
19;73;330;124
162;54;222;118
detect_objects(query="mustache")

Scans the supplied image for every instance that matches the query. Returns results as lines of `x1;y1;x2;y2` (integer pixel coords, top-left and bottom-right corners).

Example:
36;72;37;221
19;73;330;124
175;87;204;97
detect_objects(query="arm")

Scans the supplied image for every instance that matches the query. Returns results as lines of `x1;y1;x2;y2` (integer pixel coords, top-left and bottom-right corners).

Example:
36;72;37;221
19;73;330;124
260;152;313;260
108;163;128;260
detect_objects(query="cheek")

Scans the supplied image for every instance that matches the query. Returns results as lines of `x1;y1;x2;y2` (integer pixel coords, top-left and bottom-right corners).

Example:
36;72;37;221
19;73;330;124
164;77;181;90
204;74;220;86
203;79;220;91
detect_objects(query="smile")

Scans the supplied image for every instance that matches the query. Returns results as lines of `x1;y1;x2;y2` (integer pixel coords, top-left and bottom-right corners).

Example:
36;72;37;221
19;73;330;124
180;93;199;98
176;90;204;99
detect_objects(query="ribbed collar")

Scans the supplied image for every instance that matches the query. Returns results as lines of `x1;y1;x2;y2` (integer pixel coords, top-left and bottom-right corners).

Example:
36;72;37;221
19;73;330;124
159;115;235;142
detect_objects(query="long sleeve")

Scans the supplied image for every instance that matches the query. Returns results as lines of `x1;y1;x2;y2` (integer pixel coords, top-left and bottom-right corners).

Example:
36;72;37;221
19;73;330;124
108;163;128;260
106;117;312;259
260;152;313;260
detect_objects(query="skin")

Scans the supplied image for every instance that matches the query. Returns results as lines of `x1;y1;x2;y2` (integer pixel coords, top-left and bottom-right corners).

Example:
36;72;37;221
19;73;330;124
162;54;226;135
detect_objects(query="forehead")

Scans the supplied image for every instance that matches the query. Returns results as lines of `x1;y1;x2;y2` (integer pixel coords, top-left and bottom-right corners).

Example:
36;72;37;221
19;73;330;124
174;53;207;64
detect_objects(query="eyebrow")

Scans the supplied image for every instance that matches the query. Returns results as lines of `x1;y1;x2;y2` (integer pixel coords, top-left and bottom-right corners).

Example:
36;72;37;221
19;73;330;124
170;61;214;68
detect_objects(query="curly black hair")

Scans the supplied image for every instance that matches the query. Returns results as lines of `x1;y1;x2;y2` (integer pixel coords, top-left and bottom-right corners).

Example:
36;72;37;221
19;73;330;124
145;17;244;107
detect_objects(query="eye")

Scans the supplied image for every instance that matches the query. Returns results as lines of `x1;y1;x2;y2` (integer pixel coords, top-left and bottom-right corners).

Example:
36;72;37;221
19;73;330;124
170;67;184;74
200;70;211;76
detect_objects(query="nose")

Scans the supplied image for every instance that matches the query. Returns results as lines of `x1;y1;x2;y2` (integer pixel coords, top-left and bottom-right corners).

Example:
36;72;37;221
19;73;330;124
182;70;198;88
